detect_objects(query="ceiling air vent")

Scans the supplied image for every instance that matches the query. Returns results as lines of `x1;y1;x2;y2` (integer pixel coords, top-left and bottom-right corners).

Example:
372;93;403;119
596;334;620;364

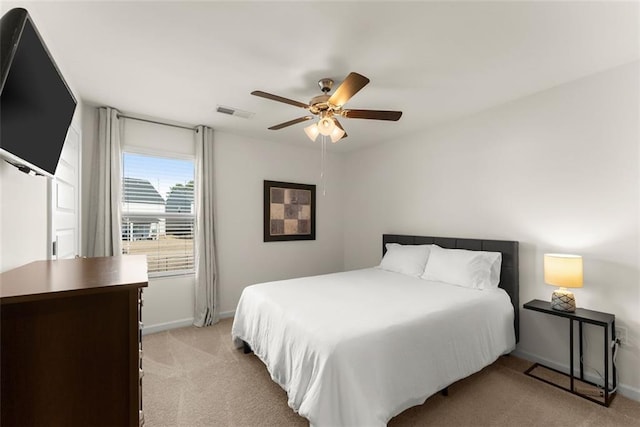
216;105;254;119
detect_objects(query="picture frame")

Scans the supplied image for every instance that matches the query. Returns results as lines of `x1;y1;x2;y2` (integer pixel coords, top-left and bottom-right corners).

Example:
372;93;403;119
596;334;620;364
264;180;316;242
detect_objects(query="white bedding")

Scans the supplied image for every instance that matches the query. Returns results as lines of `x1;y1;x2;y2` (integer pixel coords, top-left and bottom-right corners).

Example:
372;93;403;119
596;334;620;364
231;268;515;427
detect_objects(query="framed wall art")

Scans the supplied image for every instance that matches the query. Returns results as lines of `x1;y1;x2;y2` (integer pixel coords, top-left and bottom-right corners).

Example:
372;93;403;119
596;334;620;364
264;180;316;242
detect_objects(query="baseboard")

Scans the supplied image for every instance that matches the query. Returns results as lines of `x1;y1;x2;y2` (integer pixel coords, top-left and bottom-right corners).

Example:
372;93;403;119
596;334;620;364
219;310;235;319
512;349;640;402
143;312;234;335
142;318;194;335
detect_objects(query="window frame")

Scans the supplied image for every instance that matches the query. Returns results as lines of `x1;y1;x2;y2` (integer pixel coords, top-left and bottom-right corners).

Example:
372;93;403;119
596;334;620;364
121;147;196;278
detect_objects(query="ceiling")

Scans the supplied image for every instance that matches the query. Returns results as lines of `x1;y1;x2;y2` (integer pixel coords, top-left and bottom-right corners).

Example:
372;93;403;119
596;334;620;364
3;1;638;152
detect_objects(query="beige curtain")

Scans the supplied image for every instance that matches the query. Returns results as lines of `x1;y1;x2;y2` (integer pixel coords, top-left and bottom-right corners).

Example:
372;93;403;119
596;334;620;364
193;125;218;327
87;107;122;257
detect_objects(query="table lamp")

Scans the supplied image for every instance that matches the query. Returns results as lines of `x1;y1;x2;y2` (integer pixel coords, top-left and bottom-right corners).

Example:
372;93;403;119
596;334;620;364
544;253;583;312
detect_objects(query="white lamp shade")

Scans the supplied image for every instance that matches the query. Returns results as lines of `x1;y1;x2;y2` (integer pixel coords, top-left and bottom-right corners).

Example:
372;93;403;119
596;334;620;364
318;117;335;136
544;254;583;288
329;126;345;143
304;123;319;141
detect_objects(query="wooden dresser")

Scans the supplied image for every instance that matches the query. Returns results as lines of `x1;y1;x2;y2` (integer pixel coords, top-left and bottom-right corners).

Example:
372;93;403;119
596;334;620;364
0;255;148;426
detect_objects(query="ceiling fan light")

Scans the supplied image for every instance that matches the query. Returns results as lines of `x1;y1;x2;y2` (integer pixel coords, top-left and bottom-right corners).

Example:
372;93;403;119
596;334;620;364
330;126;345;143
318;117;335;136
304;123;319;141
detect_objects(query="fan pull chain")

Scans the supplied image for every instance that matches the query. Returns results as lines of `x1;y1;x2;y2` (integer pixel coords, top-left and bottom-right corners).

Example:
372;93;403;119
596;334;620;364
320;135;327;196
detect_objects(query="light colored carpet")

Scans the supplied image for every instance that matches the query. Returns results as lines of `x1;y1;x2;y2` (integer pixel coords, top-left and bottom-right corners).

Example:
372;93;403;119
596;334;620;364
142;319;640;426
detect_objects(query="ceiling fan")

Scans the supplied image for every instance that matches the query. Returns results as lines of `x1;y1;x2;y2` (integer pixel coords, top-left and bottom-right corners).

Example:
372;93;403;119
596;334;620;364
251;72;402;143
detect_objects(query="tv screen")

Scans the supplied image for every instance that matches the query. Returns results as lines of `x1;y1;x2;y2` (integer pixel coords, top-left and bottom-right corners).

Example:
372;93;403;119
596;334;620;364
0;8;77;177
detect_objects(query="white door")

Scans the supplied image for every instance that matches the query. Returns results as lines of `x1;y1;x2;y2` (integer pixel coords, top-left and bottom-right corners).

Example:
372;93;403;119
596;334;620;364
49;124;81;260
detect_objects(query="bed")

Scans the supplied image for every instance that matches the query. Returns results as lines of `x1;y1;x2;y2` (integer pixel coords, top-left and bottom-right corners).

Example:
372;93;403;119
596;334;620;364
231;234;519;426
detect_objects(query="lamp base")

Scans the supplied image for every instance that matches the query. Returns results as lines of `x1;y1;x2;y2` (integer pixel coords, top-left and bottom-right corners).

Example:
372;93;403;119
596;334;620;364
551;288;576;312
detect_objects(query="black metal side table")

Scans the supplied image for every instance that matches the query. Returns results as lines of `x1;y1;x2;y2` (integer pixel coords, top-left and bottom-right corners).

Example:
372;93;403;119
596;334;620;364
523;299;616;407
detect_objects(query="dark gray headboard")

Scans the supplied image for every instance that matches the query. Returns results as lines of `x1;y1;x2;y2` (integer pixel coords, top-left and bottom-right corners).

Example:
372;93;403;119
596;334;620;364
383;234;519;343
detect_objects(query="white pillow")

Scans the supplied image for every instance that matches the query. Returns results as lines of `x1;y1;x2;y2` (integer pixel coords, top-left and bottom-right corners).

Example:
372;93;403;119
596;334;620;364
379;243;432;277
421;245;502;290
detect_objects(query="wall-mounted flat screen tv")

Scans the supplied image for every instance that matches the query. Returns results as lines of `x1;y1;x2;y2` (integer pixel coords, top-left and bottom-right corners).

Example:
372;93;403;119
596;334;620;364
0;8;77;178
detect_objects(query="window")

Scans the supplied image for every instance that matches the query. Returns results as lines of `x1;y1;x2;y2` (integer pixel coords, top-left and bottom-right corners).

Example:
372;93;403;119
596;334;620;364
121;152;195;275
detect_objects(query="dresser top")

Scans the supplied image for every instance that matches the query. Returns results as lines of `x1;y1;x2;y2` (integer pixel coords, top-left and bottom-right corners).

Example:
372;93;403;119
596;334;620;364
0;255;148;303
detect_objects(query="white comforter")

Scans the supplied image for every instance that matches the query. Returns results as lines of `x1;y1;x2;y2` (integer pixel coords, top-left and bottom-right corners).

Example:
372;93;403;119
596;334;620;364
231;268;515;427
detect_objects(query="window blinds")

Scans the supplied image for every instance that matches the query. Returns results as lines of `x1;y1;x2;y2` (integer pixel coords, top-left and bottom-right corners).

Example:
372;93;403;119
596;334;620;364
121;152;195;275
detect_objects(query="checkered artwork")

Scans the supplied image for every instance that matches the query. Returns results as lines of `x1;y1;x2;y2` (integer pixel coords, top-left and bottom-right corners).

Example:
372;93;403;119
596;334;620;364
270;187;311;235
264;181;315;241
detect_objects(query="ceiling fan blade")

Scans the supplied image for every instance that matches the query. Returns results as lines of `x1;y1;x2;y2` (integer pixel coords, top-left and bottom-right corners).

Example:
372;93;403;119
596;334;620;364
343;109;402;121
328;72;370;107
333;119;348;140
268;116;314;130
251;90;309;109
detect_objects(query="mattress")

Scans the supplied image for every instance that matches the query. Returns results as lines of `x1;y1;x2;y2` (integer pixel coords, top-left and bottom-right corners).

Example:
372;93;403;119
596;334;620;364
231;268;516;427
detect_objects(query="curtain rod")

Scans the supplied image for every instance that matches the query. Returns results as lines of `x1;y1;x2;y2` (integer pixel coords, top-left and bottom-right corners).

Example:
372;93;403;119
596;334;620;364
117;113;198;132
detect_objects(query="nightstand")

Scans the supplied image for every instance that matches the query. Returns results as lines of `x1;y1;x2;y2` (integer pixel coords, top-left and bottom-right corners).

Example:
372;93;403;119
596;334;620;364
523;299;616;407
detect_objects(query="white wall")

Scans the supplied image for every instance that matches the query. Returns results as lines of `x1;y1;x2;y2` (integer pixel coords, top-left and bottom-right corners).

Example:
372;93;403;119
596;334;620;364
213;131;345;315
0;161;49;271
141;274;195;333
343;61;640;398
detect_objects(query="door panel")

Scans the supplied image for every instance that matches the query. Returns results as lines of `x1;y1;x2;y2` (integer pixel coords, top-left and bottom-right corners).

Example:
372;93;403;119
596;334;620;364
50;125;80;260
